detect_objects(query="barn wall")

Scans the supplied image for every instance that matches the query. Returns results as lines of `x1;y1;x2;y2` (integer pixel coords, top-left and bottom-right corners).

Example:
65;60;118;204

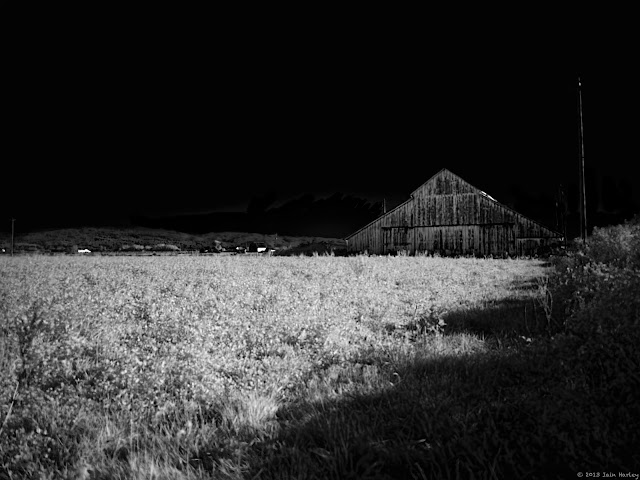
412;224;517;256
347;197;414;253
346;169;562;256
382;200;413;227
346;214;385;254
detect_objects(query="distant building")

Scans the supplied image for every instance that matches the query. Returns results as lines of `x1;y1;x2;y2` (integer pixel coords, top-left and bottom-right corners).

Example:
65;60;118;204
345;168;563;256
248;242;268;253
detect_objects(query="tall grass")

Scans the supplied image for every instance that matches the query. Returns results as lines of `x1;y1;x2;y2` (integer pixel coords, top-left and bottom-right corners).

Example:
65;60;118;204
1;251;637;479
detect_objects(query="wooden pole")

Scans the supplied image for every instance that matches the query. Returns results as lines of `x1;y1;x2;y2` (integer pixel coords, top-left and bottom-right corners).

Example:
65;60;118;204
578;77;587;245
11;218;15;256
555;187;560;232
560;184;568;246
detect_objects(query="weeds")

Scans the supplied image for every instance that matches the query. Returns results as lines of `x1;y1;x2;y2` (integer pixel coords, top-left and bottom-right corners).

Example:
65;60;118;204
535;275;556;334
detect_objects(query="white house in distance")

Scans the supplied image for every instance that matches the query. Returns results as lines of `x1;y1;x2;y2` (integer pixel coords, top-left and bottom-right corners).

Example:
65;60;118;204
78;249;91;254
248;242;268;253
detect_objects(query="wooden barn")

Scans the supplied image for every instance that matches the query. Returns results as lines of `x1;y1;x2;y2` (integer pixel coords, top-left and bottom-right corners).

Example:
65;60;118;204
345;169;563;256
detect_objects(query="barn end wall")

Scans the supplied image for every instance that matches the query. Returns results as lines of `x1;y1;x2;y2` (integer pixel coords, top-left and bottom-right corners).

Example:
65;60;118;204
346;169;563;256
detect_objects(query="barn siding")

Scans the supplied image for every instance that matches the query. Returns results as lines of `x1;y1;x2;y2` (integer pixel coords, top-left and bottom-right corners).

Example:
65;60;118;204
346;169;562;256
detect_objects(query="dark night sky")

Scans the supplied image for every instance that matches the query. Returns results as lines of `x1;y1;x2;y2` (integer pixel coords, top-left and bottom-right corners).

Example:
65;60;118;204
3;15;639;236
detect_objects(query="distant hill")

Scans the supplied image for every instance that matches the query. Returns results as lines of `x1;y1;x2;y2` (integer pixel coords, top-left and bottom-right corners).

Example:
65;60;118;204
0;227;346;254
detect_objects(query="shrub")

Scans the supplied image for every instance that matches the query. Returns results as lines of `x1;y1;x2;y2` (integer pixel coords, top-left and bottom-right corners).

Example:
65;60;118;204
14;243;45;253
542;222;640;470
120;244;145;252
548;220;640;333
151;244;180;252
586;221;640;270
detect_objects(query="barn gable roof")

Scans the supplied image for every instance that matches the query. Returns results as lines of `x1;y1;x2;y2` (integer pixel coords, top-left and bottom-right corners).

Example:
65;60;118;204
345;168;562;240
411;168;476;196
410;168;502;199
419;169;561;238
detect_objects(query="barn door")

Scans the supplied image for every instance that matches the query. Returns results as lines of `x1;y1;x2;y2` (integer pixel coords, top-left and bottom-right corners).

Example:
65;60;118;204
505;225;516;256
497;224;516;256
480;224;516;256
383;228;391;254
383;227;410;254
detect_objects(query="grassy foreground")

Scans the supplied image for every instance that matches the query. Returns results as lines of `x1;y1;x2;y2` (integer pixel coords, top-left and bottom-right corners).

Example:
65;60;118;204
0;255;637;479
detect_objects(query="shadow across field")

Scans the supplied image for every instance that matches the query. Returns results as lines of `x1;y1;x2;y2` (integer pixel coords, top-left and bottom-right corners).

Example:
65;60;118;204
246;287;640;479
442;299;547;342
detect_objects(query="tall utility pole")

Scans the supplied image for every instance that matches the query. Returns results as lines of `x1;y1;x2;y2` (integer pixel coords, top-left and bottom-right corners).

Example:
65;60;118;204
557;184;568;246
578;77;587;245
11;218;15;256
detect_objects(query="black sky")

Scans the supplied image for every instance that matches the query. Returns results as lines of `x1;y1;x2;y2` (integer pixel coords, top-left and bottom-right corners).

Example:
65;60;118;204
3;15;639;236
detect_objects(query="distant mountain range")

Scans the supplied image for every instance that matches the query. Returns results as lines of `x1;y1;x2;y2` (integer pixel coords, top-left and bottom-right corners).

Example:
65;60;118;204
131;193;384;238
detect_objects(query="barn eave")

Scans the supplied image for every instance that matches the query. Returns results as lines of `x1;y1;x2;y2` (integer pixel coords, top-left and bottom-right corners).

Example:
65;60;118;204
344;196;413;241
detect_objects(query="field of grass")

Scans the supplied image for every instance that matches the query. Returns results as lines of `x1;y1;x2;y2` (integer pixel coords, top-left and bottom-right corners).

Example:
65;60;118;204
1;254;638;479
